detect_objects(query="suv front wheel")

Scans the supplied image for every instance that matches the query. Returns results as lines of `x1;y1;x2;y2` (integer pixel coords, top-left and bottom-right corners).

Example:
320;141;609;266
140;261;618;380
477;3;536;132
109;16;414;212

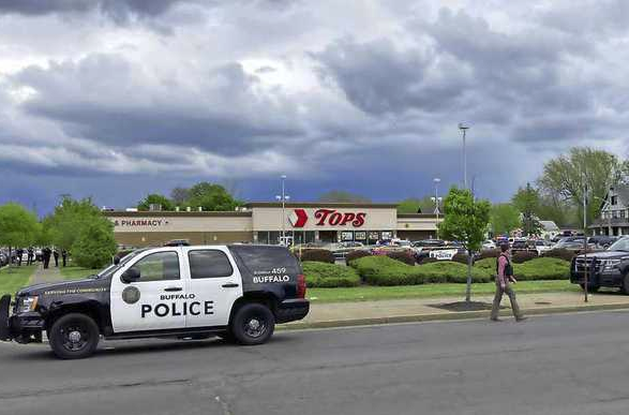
48;313;100;359
230;303;275;345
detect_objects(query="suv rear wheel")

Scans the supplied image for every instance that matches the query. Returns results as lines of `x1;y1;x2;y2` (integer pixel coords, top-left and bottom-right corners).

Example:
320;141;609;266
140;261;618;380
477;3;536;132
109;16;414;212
622;274;629;295
48;313;100;359
230;303;275;345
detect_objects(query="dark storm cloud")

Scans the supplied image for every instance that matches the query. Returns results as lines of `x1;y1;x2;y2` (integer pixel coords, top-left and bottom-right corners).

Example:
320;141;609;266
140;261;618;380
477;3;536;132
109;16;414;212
0;0;196;19
12;55;303;157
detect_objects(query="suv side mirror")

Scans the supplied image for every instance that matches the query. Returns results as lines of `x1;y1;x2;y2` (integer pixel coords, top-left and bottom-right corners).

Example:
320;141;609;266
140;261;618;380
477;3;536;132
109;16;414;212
113;256;121;265
121;268;140;284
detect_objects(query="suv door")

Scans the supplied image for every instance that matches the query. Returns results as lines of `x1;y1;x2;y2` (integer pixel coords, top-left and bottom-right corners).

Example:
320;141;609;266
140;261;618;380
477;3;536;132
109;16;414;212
183;247;243;328
110;248;186;333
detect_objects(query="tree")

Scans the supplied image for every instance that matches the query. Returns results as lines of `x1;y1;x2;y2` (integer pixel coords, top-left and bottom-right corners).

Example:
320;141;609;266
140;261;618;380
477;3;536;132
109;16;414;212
317;190;372;203
71;221;117;269
512;183;543;236
170;187;190;205
45;197;110;251
187;182;242;211
438;187;491;302
397;197;437;214
490;204;521;236
538;147;625;227
137;194;175;211
0;203;40;265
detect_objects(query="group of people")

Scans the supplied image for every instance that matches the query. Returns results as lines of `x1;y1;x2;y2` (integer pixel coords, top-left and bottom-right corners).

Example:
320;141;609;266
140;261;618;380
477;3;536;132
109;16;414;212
13;247;68;269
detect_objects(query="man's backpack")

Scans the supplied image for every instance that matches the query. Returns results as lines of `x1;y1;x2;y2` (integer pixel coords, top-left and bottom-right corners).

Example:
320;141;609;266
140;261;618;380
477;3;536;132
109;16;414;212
496;253;513;277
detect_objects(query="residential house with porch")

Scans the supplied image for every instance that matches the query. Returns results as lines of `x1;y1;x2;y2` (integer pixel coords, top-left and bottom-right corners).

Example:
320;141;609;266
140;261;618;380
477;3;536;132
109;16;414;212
591;184;629;236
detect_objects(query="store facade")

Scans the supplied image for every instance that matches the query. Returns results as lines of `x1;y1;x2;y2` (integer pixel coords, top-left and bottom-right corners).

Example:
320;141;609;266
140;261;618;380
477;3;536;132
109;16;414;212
105;203;440;248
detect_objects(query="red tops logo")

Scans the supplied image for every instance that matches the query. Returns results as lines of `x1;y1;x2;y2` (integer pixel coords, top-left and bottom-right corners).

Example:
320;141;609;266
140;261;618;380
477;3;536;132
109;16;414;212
289;209;366;228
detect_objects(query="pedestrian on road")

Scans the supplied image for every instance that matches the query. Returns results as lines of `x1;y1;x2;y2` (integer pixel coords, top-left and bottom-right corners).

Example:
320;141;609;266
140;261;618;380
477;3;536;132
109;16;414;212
62;249;68;267
27;247;34;265
42;247;52;269
53;248;59;267
490;243;526;322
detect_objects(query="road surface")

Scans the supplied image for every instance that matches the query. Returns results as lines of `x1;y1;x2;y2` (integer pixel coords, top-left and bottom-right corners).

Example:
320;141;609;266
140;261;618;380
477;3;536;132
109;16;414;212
2;311;629;415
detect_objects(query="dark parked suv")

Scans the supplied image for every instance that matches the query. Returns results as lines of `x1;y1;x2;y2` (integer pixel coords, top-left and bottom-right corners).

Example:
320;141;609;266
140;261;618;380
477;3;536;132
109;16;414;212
570;236;629;292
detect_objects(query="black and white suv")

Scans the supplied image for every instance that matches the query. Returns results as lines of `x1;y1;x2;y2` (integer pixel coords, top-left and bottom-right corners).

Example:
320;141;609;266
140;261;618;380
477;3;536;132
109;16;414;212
0;244;309;359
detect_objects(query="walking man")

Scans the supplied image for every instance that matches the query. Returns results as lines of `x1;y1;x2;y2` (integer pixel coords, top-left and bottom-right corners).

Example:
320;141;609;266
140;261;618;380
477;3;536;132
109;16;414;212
42;247;51;269
53;248;59;267
61;249;68;267
15;248;23;266
490;243;526;322
27;247;34;265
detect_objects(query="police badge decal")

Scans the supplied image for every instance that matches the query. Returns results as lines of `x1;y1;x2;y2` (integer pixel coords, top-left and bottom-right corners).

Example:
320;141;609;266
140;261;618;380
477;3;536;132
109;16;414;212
122;286;141;304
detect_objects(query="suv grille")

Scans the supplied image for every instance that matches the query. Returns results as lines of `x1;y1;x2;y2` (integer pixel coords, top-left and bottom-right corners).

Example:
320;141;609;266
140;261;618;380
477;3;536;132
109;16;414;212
574;258;602;273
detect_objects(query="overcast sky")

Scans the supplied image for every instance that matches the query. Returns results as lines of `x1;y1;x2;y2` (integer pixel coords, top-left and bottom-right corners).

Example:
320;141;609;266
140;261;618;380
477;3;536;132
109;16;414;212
0;0;627;214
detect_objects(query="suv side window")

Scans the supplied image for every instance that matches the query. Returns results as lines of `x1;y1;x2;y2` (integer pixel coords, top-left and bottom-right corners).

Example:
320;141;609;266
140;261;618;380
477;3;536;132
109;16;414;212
131;251;180;282
189;250;233;279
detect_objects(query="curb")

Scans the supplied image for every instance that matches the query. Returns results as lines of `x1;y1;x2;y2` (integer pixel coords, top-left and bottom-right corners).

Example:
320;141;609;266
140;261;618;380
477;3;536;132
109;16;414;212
278;302;629;331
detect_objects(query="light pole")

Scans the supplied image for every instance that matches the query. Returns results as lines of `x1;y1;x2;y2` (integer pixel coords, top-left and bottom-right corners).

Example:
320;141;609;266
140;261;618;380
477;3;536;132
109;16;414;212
275;175;289;245
458;123;470;190
431;178;442;239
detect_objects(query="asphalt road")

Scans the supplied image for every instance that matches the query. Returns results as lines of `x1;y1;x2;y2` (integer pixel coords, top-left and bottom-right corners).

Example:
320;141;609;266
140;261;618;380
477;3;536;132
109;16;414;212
2;311;629;415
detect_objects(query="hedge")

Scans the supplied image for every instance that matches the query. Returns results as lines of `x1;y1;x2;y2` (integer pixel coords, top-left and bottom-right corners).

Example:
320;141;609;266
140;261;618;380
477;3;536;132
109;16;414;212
346;250;372;266
511;251;538;264
302;261;361;287
386;250;416;266
474;257;570;280
352;256;492;286
298;249;335;264
478;249;501;260
541;249;576;262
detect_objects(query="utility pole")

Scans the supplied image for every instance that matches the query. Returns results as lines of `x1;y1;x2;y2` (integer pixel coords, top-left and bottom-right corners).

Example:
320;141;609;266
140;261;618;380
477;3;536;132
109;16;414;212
583;171;589;303
276;175;289;246
458;123;470;190
431;178;442;239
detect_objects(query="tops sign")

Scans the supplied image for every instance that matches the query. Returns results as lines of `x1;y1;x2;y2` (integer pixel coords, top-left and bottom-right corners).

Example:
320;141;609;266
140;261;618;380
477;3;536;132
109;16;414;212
289;209;366;228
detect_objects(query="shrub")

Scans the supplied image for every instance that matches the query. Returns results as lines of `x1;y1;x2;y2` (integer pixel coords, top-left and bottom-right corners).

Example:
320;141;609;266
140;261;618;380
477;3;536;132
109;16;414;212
352;256;492;286
302;262;361;287
70;222;117;269
513;258;570;280
417;256;438;265
474;257;496;273
542;249;576;262
298;249;335;264
386;250;416;266
346;250;372;266
511;251;538;264
478;249;501;260
451;253;471;264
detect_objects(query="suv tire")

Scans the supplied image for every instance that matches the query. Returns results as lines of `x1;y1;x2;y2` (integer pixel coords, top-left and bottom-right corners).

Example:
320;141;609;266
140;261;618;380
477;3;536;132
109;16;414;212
231;303;275;346
622;274;629;295
49;313;100;359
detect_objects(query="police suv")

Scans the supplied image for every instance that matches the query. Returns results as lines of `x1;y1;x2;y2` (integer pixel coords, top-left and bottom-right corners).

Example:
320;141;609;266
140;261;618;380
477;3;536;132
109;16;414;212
0;244;309;359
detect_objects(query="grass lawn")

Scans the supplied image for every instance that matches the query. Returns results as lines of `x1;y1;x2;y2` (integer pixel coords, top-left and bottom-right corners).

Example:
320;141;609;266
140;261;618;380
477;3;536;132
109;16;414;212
59;266;98;281
307;280;581;303
0;265;37;297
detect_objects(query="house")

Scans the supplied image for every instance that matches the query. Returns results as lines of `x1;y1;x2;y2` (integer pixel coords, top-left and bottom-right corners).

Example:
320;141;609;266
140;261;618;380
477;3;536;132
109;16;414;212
539;220;560;240
591;184;629;236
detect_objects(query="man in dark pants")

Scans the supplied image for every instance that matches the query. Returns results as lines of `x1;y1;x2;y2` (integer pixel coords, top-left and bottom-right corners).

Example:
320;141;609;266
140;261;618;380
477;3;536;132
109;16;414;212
490;243;526;322
62;250;68;267
53;248;59;267
27;247;34;265
42;247;51;269
15;248;23;266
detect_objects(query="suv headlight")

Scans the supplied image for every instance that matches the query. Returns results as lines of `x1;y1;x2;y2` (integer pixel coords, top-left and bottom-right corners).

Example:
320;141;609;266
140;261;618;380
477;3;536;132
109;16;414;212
603;259;621;271
16;296;38;314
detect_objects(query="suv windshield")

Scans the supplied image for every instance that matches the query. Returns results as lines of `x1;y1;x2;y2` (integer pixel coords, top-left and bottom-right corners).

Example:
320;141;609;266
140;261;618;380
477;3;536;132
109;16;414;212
609;237;629;252
90;249;147;279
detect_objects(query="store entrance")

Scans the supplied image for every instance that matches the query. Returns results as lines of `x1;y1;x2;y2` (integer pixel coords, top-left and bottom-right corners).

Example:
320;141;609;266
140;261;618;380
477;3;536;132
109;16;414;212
319;231;337;244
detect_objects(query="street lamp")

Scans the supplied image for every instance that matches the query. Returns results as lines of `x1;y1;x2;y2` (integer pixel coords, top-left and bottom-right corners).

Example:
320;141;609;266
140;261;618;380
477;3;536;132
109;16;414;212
458;123;470;190
430;178;442;239
275;175;289;245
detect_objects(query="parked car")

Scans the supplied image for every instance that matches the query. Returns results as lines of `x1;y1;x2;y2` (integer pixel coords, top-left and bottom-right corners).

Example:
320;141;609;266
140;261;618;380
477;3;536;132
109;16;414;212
588;236;617;249
482;240;497;250
570;236;629;292
0;244;309;359
533;240;553;256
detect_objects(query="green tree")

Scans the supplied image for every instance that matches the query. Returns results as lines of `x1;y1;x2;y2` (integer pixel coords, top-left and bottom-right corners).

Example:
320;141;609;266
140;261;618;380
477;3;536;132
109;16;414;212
137;194;175;211
538;147;625;227
512;183;543;236
438;187;491;302
397;197;436;214
170;187;190;205
45;197;110;251
490;204;521;236
0;203;40;265
317;190;372;203
187;182;242;211
71;221;117;269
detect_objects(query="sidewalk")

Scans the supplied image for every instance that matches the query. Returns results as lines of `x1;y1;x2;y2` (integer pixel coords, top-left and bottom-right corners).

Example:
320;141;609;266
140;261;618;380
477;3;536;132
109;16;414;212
284;291;629;330
29;264;62;285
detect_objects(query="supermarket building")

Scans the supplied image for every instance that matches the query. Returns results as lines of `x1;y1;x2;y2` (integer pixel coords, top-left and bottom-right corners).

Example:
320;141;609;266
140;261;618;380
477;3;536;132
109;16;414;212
105;203;441;247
